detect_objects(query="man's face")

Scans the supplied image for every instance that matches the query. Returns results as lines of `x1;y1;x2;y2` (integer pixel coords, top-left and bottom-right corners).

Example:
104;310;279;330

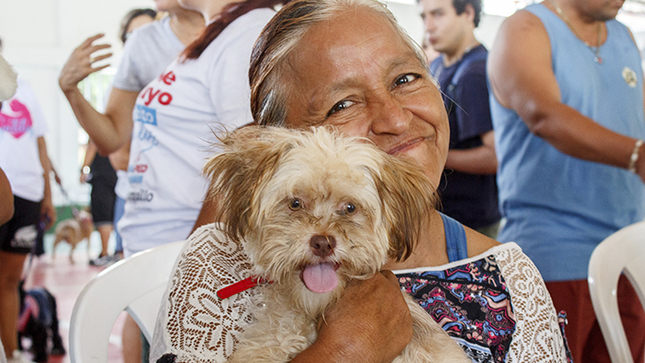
419;0;473;55
584;0;625;21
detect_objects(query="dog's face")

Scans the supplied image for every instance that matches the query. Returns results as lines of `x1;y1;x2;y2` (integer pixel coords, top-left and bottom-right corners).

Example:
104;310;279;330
206;126;436;299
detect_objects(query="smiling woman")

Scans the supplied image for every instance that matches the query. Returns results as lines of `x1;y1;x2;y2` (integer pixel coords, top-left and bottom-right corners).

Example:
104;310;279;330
150;0;571;362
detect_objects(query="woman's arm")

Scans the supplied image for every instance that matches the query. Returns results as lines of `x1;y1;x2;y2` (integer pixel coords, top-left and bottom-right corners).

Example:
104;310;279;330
445;131;497;175
59;34;137;155
80;141;97;184
37;137;56;230
0;166;13;224
496;245;569;361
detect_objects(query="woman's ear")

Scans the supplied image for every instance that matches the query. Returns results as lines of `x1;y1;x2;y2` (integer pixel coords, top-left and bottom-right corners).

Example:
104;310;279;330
375;155;437;262
203;126;294;243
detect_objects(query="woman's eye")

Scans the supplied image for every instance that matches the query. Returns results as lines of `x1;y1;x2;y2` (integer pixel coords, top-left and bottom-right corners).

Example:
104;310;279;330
327;99;354;116
394;73;419;87
289;198;303;211
343;203;357;215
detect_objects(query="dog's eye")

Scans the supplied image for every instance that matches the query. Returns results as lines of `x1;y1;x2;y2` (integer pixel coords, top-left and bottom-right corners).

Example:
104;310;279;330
289;198;303;211
344;203;357;215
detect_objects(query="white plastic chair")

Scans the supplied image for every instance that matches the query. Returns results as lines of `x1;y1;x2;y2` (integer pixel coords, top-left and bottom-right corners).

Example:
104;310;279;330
69;240;185;363
588;221;645;363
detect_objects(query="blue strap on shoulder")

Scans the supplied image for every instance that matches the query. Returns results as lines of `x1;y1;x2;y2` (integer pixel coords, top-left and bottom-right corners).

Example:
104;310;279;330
441;213;468;262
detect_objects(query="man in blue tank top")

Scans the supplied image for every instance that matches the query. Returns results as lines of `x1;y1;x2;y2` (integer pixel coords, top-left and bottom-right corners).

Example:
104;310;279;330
420;0;500;237
488;0;645;362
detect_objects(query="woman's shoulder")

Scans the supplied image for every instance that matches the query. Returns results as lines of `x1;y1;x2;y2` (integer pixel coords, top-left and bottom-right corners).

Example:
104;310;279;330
153;223;256;362
181;223;250;267
464;225;502;258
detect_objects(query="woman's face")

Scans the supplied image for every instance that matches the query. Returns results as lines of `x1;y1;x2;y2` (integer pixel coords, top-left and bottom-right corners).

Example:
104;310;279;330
283;9;449;186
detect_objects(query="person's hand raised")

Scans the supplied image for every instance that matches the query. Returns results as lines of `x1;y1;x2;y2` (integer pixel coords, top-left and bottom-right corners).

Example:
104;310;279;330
59;34;112;93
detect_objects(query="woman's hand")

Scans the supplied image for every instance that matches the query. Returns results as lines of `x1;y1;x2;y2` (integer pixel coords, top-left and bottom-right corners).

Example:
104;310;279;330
40;197;56;231
58;34;112;94
292;271;413;363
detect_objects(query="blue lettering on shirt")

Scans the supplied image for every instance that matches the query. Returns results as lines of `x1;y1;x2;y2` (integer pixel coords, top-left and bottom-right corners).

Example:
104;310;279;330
135;105;157;125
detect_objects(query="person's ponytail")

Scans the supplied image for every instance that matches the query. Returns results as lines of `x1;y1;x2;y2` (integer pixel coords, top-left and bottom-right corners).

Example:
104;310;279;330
182;0;288;60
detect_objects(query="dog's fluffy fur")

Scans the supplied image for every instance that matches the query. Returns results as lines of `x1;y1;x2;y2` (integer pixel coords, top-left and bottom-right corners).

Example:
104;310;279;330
206;126;470;363
52;210;93;260
18;282;66;362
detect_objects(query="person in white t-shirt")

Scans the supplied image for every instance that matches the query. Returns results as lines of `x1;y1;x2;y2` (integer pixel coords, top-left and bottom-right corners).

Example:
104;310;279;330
59;1;204;264
121;0;287;257
59;4;204;362
0;52;16;228
79;8;157;267
0;77;56;363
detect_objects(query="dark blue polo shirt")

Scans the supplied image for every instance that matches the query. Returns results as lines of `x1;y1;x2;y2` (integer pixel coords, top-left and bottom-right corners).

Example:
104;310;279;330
430;45;500;230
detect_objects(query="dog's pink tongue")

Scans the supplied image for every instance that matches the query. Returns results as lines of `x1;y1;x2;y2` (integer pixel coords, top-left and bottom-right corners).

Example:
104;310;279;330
302;263;338;293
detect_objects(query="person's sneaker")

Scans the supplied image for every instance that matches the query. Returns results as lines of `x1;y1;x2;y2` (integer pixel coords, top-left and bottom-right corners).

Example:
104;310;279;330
7;350;34;363
111;252;124;263
89;254;113;267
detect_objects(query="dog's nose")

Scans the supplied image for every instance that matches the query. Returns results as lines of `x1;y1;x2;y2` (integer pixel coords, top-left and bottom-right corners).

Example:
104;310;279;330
309;235;336;257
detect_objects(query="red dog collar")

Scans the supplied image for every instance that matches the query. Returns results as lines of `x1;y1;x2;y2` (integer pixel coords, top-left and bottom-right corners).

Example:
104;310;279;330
216;276;271;299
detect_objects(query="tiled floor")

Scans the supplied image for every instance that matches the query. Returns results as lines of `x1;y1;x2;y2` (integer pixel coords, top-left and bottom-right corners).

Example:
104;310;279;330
19;232;126;363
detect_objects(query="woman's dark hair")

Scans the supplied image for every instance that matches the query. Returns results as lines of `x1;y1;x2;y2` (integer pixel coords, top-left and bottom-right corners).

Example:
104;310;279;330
120;8;157;44
181;0;288;60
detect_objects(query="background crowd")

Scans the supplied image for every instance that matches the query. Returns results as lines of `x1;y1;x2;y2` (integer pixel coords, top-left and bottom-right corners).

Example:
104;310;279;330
0;0;644;362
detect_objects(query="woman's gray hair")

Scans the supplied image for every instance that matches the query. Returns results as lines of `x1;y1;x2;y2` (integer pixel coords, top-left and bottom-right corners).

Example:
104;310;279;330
249;0;428;127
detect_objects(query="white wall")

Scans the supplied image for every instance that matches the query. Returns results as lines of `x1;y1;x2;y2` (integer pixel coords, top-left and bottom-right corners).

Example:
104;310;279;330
0;0;153;204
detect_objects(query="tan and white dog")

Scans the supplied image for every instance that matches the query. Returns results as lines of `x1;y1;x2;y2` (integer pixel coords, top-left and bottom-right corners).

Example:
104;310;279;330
206;126;470;363
52;209;94;261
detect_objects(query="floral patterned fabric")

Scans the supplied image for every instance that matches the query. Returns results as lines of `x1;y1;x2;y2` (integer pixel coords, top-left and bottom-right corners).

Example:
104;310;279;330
398;255;516;363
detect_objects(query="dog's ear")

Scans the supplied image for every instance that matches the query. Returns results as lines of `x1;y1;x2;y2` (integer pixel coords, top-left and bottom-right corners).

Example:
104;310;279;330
375;156;438;262
204;126;295;243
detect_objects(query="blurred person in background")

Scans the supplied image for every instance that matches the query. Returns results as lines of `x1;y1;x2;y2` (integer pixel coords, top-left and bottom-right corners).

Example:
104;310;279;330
59;3;204;362
488;0;645;361
421;0;500;238
0;38;56;363
76;8;157;268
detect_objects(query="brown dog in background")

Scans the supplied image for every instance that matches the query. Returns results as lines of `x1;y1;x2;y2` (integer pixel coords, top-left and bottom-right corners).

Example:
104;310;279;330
52;209;93;261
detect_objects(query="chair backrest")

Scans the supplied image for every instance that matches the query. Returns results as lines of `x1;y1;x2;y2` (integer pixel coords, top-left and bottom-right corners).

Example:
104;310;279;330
588;221;645;363
69;240;185;363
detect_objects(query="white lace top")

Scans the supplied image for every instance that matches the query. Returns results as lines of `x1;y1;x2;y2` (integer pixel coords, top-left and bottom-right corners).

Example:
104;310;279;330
150;223;569;362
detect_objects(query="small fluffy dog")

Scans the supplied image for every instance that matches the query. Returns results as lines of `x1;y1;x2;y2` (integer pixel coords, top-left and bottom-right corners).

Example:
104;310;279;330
206;126;470;363
52;209;94;260
18;282;66;362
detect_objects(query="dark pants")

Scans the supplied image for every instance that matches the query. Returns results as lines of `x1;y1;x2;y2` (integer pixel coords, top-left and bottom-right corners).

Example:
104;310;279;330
546;276;645;363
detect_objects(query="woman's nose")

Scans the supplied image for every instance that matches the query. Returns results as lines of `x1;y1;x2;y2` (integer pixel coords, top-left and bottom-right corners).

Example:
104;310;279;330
368;94;412;136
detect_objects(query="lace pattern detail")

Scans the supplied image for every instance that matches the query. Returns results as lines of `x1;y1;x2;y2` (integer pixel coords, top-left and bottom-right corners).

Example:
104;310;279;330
496;246;568;362
152;225;568;362
152;224;256;363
